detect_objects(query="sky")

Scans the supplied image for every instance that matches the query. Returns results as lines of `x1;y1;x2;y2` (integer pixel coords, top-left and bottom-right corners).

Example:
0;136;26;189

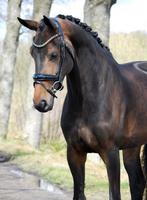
110;0;147;32
50;0;147;33
0;0;147;39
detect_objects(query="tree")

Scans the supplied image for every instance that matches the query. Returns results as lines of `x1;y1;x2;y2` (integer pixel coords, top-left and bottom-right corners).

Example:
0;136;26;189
0;0;22;138
24;0;53;148
33;0;53;21
84;0;117;46
8;0;63;148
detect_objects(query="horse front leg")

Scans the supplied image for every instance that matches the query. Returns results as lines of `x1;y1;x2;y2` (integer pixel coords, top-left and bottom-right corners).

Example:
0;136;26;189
100;147;121;200
67;144;87;200
123;147;145;200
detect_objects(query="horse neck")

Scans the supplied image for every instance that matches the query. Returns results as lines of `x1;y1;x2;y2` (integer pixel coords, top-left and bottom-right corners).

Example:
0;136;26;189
66;25;124;114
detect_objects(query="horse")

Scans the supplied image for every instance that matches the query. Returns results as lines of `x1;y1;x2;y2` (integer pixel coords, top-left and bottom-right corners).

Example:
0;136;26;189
18;15;147;200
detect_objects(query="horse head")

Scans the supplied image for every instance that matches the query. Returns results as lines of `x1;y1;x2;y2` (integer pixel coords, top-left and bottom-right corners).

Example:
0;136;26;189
18;16;74;112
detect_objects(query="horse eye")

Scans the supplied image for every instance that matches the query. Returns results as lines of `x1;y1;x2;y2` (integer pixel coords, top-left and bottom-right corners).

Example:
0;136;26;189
48;52;58;61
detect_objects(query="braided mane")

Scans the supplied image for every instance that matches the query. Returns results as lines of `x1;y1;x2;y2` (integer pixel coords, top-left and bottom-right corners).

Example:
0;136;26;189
57;14;110;52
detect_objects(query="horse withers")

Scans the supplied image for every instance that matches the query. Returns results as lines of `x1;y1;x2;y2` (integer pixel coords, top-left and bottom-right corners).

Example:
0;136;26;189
18;15;147;200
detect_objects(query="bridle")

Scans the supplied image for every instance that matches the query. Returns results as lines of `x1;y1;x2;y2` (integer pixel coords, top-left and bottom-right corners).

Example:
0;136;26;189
32;18;66;98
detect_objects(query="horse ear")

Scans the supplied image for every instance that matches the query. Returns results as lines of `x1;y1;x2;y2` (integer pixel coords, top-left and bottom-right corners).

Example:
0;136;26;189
17;17;39;31
43;15;57;31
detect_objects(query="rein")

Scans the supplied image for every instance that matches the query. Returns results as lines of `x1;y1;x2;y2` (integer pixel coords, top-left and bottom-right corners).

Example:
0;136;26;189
32;18;65;98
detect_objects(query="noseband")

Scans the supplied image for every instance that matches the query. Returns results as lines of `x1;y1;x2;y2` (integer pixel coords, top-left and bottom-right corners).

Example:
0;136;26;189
32;18;65;98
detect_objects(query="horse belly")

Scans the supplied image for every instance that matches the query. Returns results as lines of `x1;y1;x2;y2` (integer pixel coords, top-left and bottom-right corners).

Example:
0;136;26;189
118;130;147;149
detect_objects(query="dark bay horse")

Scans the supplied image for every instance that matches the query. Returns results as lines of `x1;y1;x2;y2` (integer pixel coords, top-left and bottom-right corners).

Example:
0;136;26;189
18;15;147;200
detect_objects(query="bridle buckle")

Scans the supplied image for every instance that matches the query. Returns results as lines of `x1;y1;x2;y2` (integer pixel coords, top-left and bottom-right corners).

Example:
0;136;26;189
51;81;64;93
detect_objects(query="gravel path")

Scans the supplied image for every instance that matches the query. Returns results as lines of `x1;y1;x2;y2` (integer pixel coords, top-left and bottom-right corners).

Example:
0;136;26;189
0;162;71;200
0;162;131;200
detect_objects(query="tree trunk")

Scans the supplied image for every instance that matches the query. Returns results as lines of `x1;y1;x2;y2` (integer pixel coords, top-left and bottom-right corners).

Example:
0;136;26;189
7;41;32;138
84;0;116;46
0;0;22;138
33;0;53;21
41;87;66;142
25;0;53;148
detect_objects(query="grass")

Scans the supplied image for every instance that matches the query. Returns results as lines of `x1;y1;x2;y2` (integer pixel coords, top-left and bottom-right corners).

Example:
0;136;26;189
0;138;130;199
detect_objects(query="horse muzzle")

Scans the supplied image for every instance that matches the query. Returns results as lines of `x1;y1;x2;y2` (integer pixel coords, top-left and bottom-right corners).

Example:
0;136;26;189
33;98;54;113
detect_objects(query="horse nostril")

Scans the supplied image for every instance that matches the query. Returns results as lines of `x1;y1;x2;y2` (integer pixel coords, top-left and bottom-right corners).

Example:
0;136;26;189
40;99;47;109
34;99;53;112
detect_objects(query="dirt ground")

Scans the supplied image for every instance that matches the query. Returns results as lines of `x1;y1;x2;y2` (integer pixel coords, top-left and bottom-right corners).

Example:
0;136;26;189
0;162;131;200
0;162;72;200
